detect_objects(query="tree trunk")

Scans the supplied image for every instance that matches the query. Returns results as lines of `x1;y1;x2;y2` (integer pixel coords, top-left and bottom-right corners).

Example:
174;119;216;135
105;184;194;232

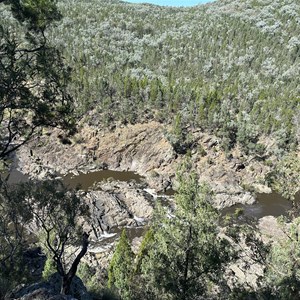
62;275;73;295
181;225;192;300
60;232;89;295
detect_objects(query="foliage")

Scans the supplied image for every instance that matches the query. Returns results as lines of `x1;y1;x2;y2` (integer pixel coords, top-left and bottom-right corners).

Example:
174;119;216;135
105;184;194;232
1;0;300;296
108;229;134;300
134;227;154;274
77;262;101;296
4;179;90;295
0;0;74;159
42;255;57;281
266;152;300;200
14;0;298;155
0;0;78;295
138;161;232;299
165;113;194;154
263;217;300;299
0;180;33;297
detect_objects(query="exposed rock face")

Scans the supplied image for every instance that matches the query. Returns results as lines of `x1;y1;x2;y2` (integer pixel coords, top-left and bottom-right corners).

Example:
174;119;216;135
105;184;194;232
5;274;91;300
17;122;174;182
17;121;274;208
82;181;153;241
258;215;286;242
214;190;255;208
7;287;74;300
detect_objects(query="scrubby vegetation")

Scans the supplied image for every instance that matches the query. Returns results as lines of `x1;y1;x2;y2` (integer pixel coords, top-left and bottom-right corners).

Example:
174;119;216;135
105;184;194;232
1;0;300;299
44;0;300;156
2;0;299;156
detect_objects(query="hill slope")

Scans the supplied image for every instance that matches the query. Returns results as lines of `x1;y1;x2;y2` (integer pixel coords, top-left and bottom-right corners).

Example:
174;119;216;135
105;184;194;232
2;0;299;154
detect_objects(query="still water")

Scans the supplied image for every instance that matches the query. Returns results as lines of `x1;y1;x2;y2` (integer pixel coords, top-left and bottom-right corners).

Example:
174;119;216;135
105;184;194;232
4;166;299;219
222;192;300;220
63;170;143;190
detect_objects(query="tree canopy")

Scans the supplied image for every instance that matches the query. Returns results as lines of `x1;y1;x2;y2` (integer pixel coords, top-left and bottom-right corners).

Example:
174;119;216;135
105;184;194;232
108;229;135;300
138;162;232;299
13;179;90;295
0;179;90;296
0;1;86;296
0;0;74;159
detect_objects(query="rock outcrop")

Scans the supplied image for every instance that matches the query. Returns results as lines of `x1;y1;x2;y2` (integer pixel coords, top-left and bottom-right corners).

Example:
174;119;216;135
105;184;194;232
82;181;154;241
17;121;275;208
5;274;91;300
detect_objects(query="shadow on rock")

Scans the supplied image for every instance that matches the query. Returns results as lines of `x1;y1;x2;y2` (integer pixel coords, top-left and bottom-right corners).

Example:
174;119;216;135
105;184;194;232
5;273;92;300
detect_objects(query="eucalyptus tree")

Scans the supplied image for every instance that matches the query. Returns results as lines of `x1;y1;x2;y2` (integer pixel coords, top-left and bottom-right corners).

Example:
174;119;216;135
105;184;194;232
0;0;82;296
0;181;32;297
8;179;90;295
0;178;90;297
0;0;74;159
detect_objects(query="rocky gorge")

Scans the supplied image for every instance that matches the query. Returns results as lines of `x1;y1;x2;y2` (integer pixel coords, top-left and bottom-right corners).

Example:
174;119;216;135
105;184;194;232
15;120;300;236
11;121;299;294
17;121;281;206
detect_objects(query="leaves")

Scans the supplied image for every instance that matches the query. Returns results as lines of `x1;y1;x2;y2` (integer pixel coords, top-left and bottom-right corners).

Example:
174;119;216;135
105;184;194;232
139;162;232;299
6;0;62;32
23;0;297;157
263;217;300;299
108;229;134;300
0;0;74;159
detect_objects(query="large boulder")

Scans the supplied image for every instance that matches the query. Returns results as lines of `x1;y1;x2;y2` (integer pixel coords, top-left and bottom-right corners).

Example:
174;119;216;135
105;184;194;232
5;274;91;300
82;181;153;241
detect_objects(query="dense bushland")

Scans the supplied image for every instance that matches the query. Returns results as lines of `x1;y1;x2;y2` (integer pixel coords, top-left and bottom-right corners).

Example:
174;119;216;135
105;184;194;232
1;0;300;298
34;0;300;154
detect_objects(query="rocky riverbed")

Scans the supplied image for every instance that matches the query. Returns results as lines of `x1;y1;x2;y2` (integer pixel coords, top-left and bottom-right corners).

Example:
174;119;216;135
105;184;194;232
13;122;300;290
14;123;294;236
17;121;280;208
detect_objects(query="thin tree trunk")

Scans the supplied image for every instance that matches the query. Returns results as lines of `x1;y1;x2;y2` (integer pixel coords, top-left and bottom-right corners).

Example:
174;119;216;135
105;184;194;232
62;275;73;295
61;232;89;295
181;225;192;300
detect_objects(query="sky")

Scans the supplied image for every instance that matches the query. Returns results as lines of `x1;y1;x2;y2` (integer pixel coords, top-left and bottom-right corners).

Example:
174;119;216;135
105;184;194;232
125;0;214;7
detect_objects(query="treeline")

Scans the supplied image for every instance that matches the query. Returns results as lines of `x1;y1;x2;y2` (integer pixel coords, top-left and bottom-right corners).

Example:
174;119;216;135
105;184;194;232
1;0;299;155
48;0;300;155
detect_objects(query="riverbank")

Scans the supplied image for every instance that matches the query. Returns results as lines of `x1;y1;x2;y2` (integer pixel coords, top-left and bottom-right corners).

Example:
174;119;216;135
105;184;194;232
17;121;292;209
10;122;300;294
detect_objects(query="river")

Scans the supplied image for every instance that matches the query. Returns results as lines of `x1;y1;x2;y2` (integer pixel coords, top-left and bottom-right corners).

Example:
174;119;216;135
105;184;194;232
5;167;299;220
61;170;300;220
63;170;143;190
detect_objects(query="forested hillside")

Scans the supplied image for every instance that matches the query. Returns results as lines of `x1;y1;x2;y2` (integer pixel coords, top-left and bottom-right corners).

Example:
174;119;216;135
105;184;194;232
2;0;299;154
43;0;300;155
